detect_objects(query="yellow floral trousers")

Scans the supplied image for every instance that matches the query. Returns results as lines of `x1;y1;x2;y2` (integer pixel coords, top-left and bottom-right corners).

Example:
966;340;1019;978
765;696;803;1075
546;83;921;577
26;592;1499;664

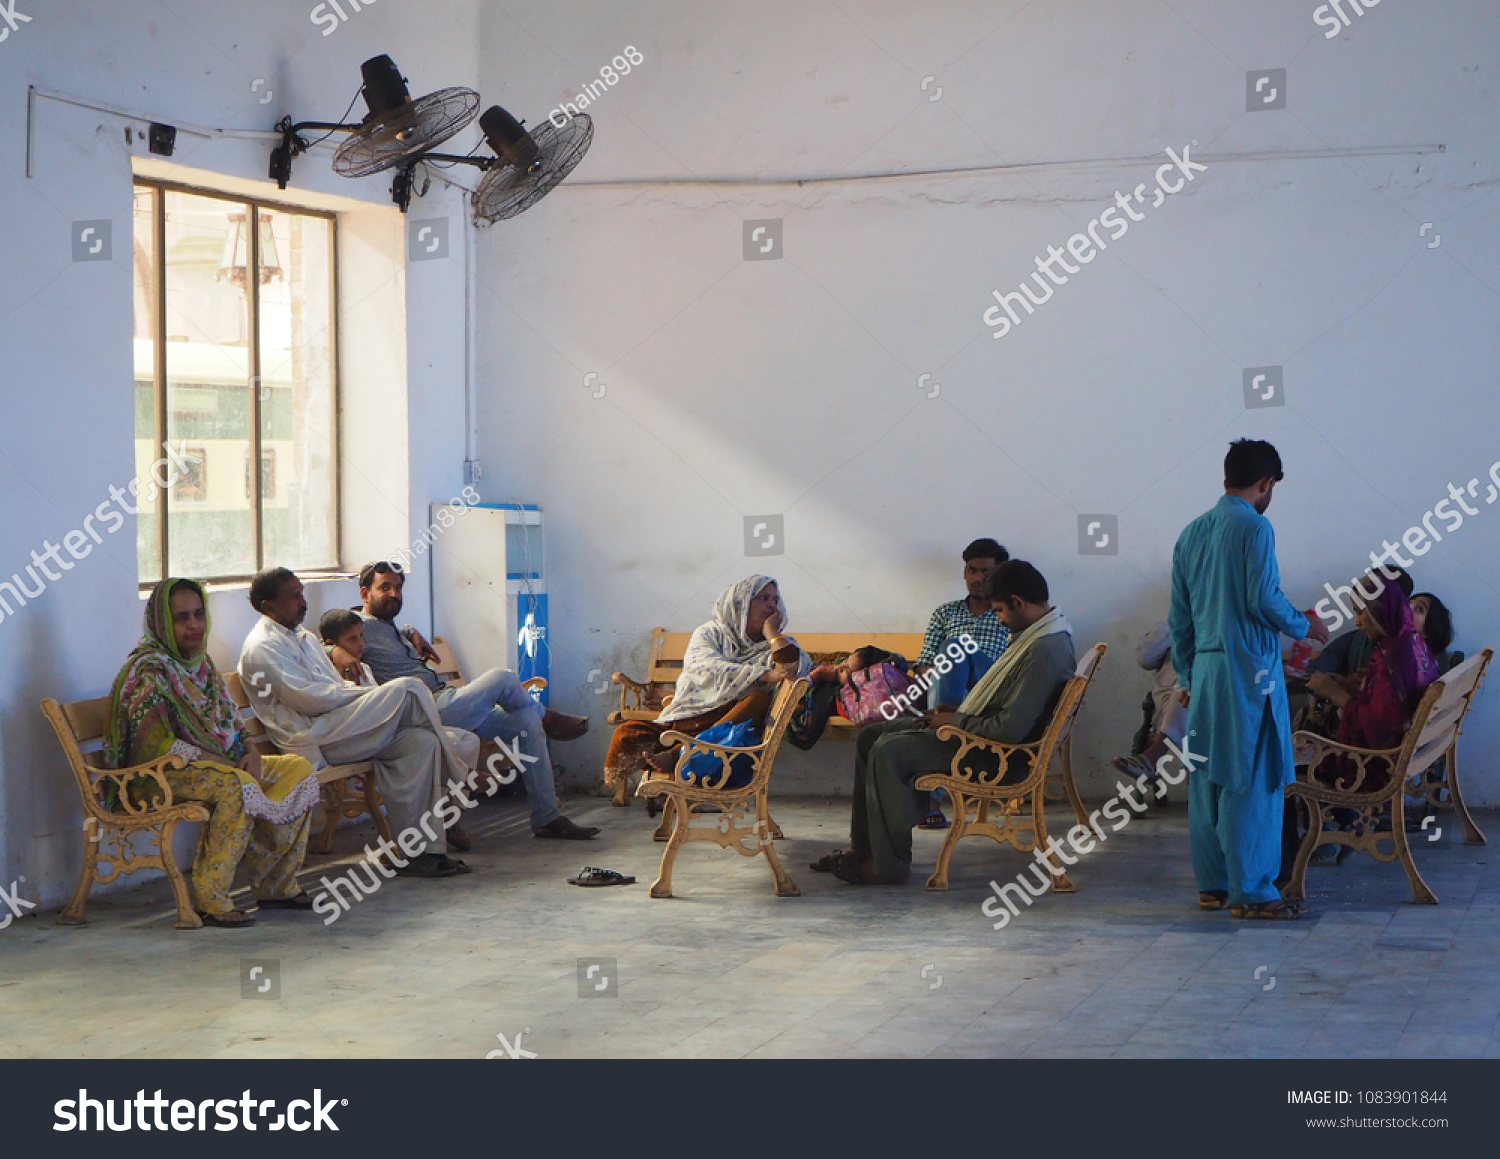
168;756;313;915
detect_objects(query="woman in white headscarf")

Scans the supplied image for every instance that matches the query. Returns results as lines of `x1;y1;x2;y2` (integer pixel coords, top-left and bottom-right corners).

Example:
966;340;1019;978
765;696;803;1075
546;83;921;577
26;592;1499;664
603;575;811;806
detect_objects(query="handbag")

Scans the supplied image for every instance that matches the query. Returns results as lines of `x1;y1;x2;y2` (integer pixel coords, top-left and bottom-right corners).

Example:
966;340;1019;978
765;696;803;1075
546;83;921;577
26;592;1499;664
838;660;916;725
678;720;760;788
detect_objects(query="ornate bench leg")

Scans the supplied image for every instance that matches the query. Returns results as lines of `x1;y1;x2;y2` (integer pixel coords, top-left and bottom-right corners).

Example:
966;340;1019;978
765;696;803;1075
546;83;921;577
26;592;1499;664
1034;787;1074;893
649;795;688;898
160;818;203;930
653;797;675;842
1284;795;1321;903
312;783;341;854
364;776;395;846
1390;796;1438;904
926;788;969;892
58;824;102;926
1442;744;1486;845
1060;737;1088;828
760;830;800;897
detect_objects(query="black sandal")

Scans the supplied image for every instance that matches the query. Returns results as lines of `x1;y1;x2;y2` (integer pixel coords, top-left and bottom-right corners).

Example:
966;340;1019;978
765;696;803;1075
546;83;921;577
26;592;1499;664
256;893;315;910
198;908;256;928
567;866;637;887
810;850;849;873
394;853;462;878
1230;899;1304;920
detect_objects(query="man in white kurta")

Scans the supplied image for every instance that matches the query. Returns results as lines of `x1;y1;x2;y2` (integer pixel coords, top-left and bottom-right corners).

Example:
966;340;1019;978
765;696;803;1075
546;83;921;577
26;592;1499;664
238;569;470;870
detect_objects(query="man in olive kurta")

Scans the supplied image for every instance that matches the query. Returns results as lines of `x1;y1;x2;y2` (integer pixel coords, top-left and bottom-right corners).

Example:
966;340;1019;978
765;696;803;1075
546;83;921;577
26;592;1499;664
1170;440;1327;915
831;561;1076;884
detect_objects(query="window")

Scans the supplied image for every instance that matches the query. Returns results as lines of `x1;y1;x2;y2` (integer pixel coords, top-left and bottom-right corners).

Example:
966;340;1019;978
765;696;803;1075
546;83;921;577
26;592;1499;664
133;182;339;583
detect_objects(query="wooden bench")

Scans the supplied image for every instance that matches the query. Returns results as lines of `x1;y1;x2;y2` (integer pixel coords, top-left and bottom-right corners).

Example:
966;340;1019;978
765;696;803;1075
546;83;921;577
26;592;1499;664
610;629;927;735
637;677;809;898
915;643;1107;892
42;696;211;930
1285;647;1492;905
226;672;395;855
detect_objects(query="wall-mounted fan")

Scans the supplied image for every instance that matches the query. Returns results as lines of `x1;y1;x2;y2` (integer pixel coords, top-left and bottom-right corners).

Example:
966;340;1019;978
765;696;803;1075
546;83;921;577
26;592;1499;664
270;55;479;191
468;107;593;224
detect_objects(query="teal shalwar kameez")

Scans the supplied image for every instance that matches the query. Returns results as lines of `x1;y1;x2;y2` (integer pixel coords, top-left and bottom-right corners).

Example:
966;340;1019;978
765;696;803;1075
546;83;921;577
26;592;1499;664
1170;495;1309;904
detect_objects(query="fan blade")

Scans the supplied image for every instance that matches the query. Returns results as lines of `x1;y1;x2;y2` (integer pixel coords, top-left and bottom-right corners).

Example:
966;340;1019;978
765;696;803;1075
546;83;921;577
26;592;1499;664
472;113;593;223
333;86;481;178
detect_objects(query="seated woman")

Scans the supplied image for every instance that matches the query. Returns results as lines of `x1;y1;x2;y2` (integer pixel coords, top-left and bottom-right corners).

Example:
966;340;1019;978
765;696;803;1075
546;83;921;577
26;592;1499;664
1305;580;1441;794
1410;591;1455;671
603;575;811;806
105;578;322;928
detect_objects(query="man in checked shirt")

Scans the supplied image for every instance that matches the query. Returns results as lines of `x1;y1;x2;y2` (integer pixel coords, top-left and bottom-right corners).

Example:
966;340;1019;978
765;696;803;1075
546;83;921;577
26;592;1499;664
915;539;1012;709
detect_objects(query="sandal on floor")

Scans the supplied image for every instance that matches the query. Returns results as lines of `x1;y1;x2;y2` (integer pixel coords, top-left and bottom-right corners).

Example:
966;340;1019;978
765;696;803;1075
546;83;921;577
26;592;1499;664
534;816;601;840
198;908;256;928
810;850;849;873
1230;899;1305;921
1198;890;1228;910
393;853;462;878
918;811;950;830
256;893;315;911
567;866;637;887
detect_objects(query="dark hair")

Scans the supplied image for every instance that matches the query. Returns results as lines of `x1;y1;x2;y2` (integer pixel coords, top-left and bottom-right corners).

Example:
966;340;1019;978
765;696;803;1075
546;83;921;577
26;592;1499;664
359;560;405;590
1224;439;1284;489
963;538;1009;564
1413;592;1454;654
249;567;296;613
1375;566;1414;599
319;607;363;644
984;559;1049;606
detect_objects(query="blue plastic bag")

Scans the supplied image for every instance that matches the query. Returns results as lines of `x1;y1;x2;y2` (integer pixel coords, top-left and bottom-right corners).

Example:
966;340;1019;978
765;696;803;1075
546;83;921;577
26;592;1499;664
678;720;761;788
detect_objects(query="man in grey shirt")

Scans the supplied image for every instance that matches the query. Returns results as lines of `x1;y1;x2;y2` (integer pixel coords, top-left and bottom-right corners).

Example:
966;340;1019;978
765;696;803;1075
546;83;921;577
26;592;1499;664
819;561;1076;884
358;561;598;839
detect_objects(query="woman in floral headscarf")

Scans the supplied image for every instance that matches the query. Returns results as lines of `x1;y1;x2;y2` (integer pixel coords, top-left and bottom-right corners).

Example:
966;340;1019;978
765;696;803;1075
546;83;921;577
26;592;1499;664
106;578;320;927
602;575;811;806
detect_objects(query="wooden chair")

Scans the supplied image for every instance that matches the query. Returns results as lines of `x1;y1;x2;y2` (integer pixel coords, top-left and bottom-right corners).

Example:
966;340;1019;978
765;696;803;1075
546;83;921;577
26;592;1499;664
915;644;1107;893
637;677;809;898
42;697;211;930
1285;647;1492;905
1403;650;1485;844
225;673;395;855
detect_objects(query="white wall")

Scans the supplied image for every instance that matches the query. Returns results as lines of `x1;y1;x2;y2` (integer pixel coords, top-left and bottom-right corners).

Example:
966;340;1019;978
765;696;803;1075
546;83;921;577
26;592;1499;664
0;0;478;906
470;1;1500;797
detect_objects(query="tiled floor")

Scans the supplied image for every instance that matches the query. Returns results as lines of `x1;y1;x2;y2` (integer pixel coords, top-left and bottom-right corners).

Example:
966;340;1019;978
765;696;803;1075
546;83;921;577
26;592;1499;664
1;796;1496;1058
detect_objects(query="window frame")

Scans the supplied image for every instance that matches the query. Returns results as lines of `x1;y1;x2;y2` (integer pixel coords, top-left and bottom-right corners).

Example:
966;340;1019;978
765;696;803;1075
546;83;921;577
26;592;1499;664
134;177;343;588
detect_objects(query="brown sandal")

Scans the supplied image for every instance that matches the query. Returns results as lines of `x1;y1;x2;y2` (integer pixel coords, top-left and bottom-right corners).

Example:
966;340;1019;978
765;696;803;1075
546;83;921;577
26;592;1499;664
1230;899;1305;920
1198;890;1228;910
198;908;256;928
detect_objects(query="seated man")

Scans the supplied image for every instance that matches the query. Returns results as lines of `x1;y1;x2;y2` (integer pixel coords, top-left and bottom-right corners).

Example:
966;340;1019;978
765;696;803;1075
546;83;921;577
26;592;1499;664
357;561;598;840
912;538;1011;709
1112;620;1185;785
238;567;472;878
817;560;1076;885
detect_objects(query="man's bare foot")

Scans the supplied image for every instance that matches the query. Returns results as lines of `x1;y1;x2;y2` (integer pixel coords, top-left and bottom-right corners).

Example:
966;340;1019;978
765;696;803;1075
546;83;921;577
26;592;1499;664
543;710;589;742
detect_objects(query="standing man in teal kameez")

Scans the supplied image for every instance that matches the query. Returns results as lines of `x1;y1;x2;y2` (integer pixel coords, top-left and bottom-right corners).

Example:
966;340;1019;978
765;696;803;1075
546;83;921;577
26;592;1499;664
1170;440;1328;919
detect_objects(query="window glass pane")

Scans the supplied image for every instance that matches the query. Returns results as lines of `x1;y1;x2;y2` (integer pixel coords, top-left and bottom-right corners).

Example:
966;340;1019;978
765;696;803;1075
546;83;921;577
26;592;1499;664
259;211;337;570
161;191;258;579
131;187;162;584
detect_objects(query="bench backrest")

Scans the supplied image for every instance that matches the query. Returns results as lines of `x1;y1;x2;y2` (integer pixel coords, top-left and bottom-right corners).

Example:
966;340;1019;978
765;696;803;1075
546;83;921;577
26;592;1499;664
1400;648;1491;782
223;672;275;751
1036;643;1108;769
644;629;928;684
41;697;122;818
428;636;466;687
